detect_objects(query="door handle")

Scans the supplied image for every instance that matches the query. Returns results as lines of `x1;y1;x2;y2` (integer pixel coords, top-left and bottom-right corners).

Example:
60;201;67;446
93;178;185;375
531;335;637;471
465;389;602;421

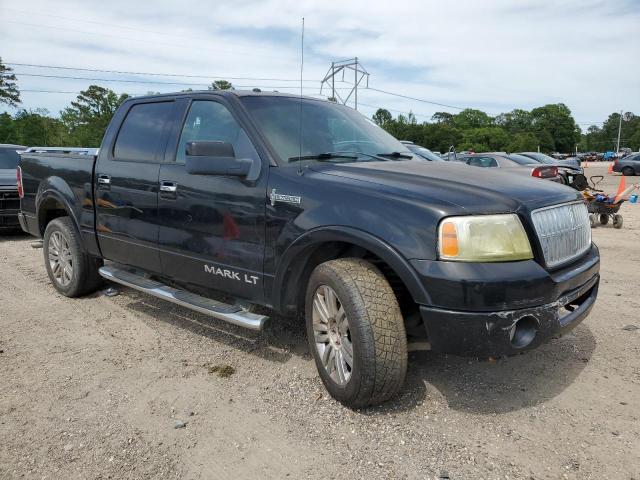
160;180;178;198
97;174;111;190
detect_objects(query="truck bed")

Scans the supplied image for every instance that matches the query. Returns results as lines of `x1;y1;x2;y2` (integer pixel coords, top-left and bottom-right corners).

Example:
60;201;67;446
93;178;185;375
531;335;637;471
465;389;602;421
19;150;98;249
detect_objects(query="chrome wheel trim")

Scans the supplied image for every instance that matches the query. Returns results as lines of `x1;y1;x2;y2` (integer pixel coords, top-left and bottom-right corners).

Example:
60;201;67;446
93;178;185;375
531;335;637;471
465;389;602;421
48;231;73;287
312;285;353;385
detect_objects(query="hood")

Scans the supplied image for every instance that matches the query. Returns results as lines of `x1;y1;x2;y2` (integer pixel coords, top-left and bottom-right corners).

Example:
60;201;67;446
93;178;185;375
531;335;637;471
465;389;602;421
0;169;17;188
310;160;580;213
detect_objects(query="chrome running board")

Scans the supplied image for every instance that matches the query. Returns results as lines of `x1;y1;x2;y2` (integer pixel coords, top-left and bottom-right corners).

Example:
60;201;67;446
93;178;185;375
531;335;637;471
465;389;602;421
98;265;268;331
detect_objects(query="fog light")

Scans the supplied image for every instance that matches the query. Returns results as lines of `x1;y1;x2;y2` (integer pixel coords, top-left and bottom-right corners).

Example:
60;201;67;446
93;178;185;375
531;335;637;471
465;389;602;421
509;316;538;348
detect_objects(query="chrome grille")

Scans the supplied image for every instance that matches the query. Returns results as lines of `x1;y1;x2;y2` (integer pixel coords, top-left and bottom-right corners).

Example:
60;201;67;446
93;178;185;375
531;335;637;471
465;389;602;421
531;202;591;268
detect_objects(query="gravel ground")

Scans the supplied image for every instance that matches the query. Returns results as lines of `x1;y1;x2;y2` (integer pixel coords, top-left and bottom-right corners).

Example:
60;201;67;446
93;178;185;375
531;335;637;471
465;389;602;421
1;164;638;479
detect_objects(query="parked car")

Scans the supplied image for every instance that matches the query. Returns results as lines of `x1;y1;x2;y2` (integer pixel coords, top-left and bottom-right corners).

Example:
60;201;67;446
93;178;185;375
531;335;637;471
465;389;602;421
18;91;600;408
0;144;26;231
457;152;563;183
519;151;581;169
613;152;640;176
400;141;444;162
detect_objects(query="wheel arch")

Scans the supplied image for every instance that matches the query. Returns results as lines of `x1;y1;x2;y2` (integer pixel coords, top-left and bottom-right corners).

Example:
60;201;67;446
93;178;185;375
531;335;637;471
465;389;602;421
36;185;81;238
272;226;430;315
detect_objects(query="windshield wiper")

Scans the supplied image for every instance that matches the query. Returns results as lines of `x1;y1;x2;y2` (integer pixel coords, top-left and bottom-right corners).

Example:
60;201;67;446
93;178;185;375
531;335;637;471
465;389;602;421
287;152;359;162
375;151;413;159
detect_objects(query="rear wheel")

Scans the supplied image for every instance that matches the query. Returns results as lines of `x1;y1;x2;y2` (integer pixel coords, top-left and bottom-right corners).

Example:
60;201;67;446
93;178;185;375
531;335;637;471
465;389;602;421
305;258;407;408
613;214;624;229
599;214;609;225
43;217;103;297
623;167;635;176
589;214;597;228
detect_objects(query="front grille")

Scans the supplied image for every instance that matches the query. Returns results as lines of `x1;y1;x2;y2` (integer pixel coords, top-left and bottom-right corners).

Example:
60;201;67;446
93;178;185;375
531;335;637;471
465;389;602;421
0;190;20;212
531;201;591;268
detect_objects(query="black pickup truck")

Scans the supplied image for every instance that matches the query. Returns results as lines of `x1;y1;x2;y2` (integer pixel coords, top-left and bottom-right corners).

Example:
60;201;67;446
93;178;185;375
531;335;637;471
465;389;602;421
18;91;600;408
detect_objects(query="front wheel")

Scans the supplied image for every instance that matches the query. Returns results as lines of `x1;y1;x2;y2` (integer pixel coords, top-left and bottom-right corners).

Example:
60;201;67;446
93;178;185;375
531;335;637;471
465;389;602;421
305;258;407;408
43;217;103;297
613;214;623;229
623;167;635;176
599;214;609;225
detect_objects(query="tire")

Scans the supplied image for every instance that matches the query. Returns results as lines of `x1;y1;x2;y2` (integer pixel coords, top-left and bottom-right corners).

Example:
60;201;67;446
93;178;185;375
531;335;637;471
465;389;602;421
305;258;407;408
599;214;609;225
623;167;635;176
589;214;597;228
43;217;103;297
613;214;623;229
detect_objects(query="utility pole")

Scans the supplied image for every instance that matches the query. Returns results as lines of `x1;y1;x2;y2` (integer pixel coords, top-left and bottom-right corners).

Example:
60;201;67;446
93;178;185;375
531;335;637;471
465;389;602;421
320;58;369;109
616;109;623;154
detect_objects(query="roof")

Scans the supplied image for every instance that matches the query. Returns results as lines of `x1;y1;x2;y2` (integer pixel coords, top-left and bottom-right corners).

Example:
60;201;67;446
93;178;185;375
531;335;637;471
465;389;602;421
0;144;27;149
127;89;327;103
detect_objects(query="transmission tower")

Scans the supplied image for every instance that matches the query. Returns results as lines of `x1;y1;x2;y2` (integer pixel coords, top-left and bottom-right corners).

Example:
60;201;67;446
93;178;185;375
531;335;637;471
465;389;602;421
320;58;369;110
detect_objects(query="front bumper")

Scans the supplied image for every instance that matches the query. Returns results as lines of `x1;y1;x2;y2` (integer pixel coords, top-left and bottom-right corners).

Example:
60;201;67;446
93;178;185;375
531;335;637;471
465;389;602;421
412;244;600;357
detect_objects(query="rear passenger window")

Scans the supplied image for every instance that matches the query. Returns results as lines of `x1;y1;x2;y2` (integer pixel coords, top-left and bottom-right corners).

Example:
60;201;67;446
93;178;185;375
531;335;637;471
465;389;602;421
114;102;174;162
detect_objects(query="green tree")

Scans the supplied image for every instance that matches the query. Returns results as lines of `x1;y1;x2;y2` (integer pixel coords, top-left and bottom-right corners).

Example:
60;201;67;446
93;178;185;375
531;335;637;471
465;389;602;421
0;112;18;143
0;58;21;108
372;108;393;127
13;109;68;146
506;132;538;152
530;104;579;153
60;85;129;147
431;112;455;125
208;80;234;91
459;127;509;152
453;109;493;129
495;109;533;133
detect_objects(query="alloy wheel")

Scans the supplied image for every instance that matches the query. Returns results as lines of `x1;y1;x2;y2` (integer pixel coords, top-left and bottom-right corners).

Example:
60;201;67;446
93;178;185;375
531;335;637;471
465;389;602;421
48;231;74;287
312;285;353;385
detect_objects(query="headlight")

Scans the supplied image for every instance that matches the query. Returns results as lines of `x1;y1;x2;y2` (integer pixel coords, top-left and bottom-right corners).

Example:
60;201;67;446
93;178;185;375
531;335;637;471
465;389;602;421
438;214;533;262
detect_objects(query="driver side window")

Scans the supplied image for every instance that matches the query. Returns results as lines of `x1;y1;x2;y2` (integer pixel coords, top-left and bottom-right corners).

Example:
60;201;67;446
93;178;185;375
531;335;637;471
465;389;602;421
176;101;244;163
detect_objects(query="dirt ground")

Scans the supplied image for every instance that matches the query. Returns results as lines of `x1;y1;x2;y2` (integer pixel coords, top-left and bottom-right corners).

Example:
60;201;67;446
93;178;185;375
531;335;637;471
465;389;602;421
1;163;638;480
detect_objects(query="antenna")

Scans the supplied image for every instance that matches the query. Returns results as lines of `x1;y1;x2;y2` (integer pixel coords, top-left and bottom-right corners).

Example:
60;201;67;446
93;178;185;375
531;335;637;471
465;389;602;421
298;17;305;175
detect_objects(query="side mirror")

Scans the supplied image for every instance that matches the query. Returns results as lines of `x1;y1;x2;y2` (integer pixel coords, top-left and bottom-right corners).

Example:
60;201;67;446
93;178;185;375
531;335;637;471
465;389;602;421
185;141;253;177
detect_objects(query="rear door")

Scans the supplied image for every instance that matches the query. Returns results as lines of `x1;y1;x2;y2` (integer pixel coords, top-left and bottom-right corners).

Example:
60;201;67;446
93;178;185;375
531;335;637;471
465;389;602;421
95;100;176;273
156;97;268;302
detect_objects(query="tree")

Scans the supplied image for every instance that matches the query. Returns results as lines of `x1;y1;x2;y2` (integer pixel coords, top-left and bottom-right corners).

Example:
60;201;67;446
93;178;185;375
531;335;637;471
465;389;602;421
13;109;68;146
506;132;538;152
208;80;234;91
530;104;579;153
0;112;18;143
60;86;129;147
0;58;21;107
431;112;455;125
372;108;393;127
453;109;493;129
495;109;533;133
459;127;509;152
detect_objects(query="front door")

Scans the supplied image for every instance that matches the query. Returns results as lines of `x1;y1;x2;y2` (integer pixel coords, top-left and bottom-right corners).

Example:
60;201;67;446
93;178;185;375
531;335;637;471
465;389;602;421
157;99;267;302
95;100;176;273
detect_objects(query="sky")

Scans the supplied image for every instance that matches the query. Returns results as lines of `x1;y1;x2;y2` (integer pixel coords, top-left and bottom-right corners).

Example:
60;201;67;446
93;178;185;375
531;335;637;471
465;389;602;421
1;0;639;129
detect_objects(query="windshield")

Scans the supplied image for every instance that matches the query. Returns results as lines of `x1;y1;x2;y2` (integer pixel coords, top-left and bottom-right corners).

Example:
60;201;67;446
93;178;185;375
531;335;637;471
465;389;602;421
521;152;556;164
507;153;538;165
0;148;21;169
406;145;443;162
240;96;417;164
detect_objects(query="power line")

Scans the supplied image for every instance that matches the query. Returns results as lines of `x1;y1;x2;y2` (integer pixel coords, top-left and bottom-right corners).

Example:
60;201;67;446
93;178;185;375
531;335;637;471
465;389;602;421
4;62;318;83
367;87;465;111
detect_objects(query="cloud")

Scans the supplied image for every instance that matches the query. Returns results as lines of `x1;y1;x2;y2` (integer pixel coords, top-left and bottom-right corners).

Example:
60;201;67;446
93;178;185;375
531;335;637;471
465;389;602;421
0;0;638;125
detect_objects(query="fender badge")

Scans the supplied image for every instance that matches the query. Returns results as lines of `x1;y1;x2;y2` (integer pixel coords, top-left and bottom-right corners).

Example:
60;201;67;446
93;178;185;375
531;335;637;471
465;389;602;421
270;189;301;207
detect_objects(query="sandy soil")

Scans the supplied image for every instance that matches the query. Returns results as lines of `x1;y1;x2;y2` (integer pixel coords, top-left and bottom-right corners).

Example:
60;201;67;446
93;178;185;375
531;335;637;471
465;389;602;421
0;163;638;480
